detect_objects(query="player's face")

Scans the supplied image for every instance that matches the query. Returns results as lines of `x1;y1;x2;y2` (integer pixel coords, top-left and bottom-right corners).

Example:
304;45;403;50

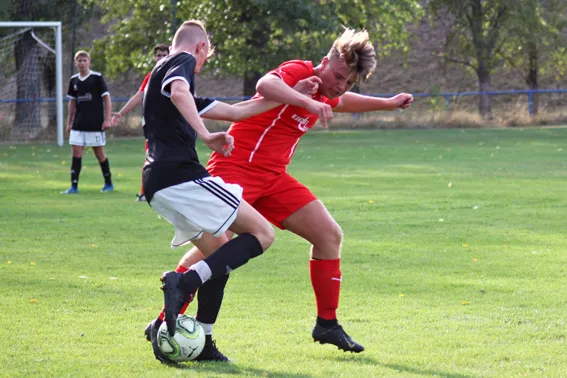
153;50;169;63
194;41;210;74
317;57;357;99
75;57;91;74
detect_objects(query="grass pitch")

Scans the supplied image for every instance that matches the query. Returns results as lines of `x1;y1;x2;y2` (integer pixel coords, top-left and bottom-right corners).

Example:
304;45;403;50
1;128;566;377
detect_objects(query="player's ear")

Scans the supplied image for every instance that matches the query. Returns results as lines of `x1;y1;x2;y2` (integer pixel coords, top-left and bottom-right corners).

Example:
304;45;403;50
321;56;330;68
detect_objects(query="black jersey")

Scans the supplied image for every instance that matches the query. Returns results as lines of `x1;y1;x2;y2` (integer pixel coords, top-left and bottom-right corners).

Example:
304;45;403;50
142;52;218;202
67;71;109;131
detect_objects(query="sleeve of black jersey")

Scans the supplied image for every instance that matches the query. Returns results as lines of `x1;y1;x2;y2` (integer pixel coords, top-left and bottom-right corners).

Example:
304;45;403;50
161;54;196;97
67;78;77;99
99;75;109;97
194;96;218;115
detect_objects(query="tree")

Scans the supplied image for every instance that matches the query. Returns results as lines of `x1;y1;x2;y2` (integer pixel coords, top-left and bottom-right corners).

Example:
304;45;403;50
95;0;423;96
498;0;567;114
428;0;513;118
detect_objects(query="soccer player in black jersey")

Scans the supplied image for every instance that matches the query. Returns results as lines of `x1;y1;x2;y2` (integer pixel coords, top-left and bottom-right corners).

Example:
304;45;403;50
142;19;322;364
62;51;114;194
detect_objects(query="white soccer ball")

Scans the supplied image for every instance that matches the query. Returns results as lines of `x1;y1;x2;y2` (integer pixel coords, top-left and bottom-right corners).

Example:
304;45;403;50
157;315;205;362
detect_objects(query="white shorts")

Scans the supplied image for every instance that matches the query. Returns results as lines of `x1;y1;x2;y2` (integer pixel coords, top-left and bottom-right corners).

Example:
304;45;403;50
69;130;106;146
150;176;243;248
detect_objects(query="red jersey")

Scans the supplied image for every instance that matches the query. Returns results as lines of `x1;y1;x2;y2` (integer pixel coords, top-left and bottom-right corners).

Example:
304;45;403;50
212;60;339;172
139;72;151;92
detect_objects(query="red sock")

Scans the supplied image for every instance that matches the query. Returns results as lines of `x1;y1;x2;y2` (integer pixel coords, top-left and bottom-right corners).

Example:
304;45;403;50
158;265;194;321
309;258;341;320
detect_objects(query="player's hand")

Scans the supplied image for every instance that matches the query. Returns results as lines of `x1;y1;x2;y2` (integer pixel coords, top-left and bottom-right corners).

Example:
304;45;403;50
102;120;112;130
202;132;234;156
294;76;321;96
391;93;414;109
65;125;72;134
110;112;122;127
305;100;333;128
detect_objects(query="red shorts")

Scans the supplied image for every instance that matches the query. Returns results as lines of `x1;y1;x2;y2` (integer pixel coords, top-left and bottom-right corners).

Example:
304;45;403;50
206;157;316;229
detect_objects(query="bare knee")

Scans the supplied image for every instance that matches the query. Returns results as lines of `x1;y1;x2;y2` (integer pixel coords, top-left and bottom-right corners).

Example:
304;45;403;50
313;221;342;250
251;222;275;252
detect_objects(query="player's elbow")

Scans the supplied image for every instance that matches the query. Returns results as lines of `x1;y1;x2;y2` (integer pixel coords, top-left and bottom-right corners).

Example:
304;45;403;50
255;75;274;96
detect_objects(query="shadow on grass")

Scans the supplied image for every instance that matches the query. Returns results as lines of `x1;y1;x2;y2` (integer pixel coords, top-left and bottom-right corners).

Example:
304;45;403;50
169;361;313;377
319;354;471;378
381;363;472;378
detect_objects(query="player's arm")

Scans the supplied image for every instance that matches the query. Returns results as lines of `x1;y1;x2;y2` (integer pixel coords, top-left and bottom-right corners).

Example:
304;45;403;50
333;92;413;113
66;99;76;133
256;73;333;127
102;93;112;130
202;76;321;122
170;80;233;156
111;91;143;126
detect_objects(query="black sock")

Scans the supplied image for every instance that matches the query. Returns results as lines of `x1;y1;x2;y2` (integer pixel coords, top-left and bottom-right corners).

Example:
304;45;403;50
196;274;230;325
71;157;82;189
178;233;263;294
317;316;338;328
99;158;112;185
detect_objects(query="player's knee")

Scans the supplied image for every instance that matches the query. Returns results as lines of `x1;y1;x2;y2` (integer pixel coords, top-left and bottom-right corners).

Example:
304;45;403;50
324;222;343;248
253;222;275;252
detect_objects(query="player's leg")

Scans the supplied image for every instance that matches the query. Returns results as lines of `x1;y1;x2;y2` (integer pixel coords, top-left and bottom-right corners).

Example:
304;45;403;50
255;172;363;352
61;141;84;194
146;232;229;363
137;139;148;202
161;199;274;337
92;134;113;192
282;200;364;353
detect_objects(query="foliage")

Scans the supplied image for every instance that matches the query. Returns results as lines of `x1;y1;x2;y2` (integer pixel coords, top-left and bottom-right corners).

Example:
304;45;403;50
94;0;423;80
499;0;567;82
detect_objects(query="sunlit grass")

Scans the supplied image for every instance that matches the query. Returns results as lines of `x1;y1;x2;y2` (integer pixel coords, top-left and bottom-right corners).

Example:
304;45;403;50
1;128;566;377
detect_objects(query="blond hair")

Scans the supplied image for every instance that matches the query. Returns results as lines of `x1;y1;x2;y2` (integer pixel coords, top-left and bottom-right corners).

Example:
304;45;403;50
74;50;90;61
327;28;376;83
173;19;215;57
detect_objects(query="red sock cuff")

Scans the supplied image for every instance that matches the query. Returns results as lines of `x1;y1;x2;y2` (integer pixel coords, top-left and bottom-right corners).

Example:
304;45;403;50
175;265;189;273
309;258;340;270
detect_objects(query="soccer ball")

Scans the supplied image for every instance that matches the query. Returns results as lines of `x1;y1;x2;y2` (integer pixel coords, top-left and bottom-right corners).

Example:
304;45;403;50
157;315;205;362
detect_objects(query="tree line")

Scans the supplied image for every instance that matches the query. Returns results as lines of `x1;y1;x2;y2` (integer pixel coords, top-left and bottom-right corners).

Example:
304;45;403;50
6;0;567;121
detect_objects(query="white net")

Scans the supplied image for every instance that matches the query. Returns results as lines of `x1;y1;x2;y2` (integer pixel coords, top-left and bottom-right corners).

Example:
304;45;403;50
0;26;58;143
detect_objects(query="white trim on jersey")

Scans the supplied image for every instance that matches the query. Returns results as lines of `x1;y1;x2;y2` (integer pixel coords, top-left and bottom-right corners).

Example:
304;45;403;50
289;137;301;158
101;91;109;97
67;94;76;99
161;76;189;98
248;104;289;163
198;100;218;115
77;72;92;81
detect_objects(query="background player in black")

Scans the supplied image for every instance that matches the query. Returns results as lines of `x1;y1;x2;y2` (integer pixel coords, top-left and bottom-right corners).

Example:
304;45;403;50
62;51;113;194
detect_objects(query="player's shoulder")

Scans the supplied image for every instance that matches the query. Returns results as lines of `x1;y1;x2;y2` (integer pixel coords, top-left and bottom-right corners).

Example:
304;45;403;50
279;59;313;69
70;73;80;80
90;71;103;76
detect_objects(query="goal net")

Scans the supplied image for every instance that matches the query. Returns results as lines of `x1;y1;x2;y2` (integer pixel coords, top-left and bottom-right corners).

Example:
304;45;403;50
0;22;63;145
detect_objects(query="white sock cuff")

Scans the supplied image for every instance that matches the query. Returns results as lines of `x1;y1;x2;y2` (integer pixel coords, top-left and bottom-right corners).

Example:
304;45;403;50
199;322;213;335
191;260;212;283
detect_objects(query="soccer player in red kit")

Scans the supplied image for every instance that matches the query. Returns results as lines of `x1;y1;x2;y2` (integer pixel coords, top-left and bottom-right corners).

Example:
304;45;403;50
147;27;413;361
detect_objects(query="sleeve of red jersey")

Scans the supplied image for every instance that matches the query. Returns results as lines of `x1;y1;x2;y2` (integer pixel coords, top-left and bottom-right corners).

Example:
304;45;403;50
269;60;313;87
138;72;151;93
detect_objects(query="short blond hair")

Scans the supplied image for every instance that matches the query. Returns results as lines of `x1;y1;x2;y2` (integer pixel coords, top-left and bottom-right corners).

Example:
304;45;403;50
173;19;215;57
327;28;376;83
74;50;90;61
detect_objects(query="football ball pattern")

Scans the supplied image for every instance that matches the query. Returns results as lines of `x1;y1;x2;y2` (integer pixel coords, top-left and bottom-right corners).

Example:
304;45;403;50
157;315;206;362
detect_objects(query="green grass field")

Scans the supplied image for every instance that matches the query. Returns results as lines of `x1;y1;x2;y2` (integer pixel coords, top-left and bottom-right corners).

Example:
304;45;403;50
1;128;566;377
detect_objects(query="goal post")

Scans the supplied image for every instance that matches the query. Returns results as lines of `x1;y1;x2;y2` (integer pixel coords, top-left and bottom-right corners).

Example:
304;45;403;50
0;21;64;146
